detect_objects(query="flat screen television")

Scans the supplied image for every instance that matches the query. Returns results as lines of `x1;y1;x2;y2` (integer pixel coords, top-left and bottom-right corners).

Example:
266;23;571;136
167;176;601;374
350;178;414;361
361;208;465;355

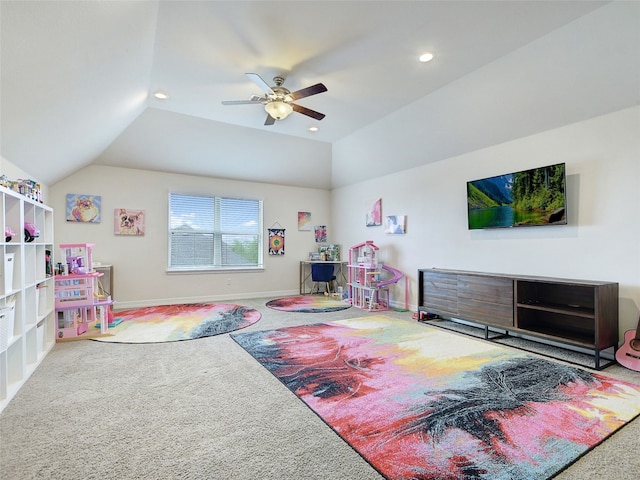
467;162;567;230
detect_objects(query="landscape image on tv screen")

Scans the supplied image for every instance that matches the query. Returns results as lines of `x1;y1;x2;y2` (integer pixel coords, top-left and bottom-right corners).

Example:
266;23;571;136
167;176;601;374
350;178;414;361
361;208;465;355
467;163;566;230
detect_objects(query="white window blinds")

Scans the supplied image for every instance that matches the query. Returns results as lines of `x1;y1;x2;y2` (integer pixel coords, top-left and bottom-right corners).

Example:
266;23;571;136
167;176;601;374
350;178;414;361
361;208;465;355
169;193;263;270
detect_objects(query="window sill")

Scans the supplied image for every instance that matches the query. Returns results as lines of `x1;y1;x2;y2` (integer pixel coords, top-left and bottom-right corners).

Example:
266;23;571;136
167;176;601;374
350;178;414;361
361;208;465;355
166;266;264;275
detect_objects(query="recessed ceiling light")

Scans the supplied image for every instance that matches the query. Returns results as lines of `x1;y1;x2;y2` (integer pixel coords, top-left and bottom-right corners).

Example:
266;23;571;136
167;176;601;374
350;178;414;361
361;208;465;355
309;126;319;132
154;91;169;100
419;52;435;63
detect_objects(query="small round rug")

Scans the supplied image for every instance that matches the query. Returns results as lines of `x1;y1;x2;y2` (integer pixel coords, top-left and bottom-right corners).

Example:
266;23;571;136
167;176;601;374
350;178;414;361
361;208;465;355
93;303;261;343
266;295;351;313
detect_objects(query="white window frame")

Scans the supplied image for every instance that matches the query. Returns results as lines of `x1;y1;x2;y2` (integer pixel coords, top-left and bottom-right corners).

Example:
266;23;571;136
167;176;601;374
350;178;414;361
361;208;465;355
168;193;263;272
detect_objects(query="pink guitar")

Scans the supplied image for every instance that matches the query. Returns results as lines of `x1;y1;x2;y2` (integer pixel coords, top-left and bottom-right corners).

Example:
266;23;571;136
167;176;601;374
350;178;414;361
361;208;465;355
616;318;640;372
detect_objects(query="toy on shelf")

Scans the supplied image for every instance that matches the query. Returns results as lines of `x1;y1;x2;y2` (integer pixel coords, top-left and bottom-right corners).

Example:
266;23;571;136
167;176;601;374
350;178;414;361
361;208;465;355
58;243;94;275
347;241;405;311
24;222;40;242
0;175;43;202
5;226;15;242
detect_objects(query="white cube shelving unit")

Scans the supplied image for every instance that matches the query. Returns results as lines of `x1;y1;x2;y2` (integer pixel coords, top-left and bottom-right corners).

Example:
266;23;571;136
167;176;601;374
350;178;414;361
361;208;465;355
0;185;55;413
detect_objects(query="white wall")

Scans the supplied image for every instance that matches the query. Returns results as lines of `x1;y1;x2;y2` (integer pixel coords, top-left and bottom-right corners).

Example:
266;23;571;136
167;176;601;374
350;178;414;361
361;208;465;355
332;106;640;339
50;165;332;308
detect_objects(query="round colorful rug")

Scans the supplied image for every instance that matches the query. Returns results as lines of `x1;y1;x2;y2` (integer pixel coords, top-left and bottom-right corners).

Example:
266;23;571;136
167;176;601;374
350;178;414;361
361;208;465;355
93;303;261;343
266;295;351;313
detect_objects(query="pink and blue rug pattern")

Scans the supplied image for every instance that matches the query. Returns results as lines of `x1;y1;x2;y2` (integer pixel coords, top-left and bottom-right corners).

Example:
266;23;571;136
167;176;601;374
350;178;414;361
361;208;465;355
232;315;640;480
94;303;261;343
266;295;351;313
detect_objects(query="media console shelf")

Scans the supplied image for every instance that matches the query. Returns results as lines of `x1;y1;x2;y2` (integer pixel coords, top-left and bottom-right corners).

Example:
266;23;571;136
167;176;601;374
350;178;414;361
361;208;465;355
418;268;618;370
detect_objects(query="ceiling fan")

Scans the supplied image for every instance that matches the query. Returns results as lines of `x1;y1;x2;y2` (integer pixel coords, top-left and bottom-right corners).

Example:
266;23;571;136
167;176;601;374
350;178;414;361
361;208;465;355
222;73;327;125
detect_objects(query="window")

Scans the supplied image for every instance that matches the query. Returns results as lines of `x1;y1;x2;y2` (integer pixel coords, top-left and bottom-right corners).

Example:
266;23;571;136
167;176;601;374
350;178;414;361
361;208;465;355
168;193;263;271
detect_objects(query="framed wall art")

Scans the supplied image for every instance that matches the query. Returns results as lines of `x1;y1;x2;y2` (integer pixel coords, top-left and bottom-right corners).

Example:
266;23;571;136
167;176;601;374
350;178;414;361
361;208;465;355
66;194;101;223
385;215;406;234
366;198;382;227
314;225;327;243
114;208;145;236
268;228;285;255
298;211;312;231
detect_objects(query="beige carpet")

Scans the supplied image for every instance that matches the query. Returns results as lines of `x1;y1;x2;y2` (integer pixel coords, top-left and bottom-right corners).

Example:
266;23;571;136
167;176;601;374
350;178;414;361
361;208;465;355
1;298;639;480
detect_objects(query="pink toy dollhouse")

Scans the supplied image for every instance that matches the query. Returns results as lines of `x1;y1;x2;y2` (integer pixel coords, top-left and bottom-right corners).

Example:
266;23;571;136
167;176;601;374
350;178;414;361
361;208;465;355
55;243;114;340
347;241;404;311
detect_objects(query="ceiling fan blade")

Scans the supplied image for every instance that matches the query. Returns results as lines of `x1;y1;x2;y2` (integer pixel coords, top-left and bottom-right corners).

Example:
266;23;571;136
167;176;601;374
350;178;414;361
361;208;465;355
221;100;262;105
264;114;276;126
246;73;275;95
289;83;327;101
291;103;326;120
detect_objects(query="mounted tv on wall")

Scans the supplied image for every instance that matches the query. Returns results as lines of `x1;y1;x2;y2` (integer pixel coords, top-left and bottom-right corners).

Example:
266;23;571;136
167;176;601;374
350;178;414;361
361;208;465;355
467;162;566;230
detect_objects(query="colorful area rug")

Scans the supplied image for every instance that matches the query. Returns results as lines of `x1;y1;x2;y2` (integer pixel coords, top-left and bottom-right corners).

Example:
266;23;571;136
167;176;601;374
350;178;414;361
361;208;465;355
266;295;351;313
93;303;261;343
232;315;640;480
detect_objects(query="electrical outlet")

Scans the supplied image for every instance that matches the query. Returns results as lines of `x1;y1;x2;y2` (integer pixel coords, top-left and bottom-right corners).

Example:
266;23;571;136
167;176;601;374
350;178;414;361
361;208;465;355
226;278;231;285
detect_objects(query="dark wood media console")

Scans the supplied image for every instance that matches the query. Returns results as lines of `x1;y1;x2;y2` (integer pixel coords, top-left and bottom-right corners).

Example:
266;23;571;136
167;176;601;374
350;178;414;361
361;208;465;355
418;268;619;370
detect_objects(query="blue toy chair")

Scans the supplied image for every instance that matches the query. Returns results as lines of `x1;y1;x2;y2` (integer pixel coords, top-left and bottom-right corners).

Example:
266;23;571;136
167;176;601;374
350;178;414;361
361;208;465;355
311;263;337;294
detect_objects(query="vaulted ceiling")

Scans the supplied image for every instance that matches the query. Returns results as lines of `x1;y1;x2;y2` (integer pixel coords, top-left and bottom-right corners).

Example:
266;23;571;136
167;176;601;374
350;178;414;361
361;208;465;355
1;1;638;189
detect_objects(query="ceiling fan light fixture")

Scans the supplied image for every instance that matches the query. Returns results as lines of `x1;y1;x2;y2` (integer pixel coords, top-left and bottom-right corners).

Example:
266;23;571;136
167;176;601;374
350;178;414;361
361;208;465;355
265;100;293;120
